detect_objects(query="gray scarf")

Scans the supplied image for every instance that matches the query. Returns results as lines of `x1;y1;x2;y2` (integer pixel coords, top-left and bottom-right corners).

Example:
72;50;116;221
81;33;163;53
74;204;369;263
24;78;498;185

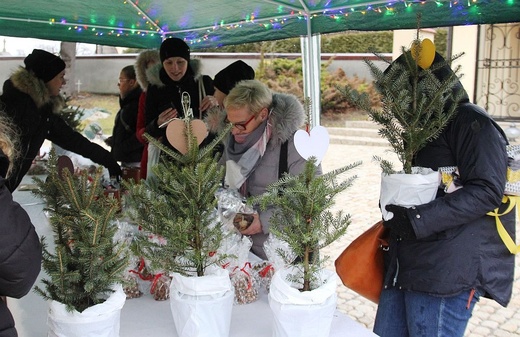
225;119;271;190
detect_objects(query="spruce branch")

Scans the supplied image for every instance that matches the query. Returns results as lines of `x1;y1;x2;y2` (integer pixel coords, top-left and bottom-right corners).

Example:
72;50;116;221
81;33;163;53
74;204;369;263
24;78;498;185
253;158;361;291
126;123;231;277
338;47;464;174
33;149;128;312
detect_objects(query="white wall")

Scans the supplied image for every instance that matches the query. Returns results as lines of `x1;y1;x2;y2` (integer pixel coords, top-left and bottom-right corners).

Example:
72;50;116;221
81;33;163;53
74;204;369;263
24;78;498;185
0;53;389;96
392;29;436;60
452;25;478;101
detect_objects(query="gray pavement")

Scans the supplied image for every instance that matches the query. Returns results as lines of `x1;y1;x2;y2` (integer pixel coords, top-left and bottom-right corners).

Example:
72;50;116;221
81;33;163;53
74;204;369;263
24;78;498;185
320;143;520;337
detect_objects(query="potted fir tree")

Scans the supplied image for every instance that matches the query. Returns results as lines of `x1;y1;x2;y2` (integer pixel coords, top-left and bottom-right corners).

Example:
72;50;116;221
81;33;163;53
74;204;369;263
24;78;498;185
32;150;129;337
338;36;464;220
254;150;360;337
124;119;234;337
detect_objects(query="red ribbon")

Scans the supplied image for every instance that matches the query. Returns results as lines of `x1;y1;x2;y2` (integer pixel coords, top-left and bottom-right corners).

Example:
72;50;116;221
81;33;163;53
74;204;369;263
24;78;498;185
259;264;274;278
150;273;164;294
129;257;153;281
237;262;253;290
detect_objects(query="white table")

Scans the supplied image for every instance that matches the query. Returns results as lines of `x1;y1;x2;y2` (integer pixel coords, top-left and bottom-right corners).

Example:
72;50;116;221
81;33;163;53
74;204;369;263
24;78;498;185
11;287;376;337
9;178;377;337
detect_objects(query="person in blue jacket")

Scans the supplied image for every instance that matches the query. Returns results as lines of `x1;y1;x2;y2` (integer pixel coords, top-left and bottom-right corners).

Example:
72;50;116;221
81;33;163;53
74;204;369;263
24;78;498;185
0;112;42;337
375;52;514;337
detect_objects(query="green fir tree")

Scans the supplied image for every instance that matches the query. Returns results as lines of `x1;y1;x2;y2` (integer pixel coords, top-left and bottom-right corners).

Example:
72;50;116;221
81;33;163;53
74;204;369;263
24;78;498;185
32;150;129;312
338;39;464;174
254;157;360;292
125;120;231;277
58;94;85;133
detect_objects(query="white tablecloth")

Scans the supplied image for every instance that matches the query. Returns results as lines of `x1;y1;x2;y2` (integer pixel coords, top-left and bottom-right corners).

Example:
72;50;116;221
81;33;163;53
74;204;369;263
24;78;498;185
9;179;377;337
118;289;377;337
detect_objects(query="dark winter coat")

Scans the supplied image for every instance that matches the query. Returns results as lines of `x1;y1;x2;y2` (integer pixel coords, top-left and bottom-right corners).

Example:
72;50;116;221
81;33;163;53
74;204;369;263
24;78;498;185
135;53;162;178
383;54;514;307
0;67;122;192
0;167;42;336
110;86;143;163
144;59;214;147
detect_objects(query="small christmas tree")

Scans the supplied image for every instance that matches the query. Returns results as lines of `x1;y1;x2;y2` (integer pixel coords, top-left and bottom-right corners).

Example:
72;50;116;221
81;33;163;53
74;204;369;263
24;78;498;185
32;150;129;312
125;120;231;277
254;157;360;291
253;96;360;292
338;28;464;174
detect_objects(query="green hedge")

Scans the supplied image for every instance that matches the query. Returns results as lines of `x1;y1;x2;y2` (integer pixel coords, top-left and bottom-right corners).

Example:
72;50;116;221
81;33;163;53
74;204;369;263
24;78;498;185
256;57;380;118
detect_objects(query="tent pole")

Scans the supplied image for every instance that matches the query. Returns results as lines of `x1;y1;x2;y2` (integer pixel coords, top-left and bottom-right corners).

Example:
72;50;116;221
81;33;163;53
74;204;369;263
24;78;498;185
300;30;321;127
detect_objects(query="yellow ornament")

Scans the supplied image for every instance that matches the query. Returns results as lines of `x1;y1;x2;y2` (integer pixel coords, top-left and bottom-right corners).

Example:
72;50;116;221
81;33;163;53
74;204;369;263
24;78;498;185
411;38;436;69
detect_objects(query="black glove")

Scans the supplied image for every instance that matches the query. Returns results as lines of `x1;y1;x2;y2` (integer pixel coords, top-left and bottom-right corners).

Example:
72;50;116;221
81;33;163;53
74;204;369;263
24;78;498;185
384;204;416;240
108;162;122;181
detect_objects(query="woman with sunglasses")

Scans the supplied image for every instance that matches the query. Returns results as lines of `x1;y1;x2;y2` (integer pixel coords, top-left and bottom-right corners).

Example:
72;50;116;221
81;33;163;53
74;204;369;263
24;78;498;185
218;79;321;259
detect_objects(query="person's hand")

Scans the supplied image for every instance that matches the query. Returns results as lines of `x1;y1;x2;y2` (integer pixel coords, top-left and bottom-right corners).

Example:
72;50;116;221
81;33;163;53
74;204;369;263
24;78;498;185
157;108;178;128
199;95;219;113
383;204;416;240
239;212;262;236
104;136;113;147
108;162;122;181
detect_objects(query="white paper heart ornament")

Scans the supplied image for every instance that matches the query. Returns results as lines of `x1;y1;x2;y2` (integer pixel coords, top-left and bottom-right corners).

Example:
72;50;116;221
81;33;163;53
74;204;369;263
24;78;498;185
293;125;330;165
165;119;208;154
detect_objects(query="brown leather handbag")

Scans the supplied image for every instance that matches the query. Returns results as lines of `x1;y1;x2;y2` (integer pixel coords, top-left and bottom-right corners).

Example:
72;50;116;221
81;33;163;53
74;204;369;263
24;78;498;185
335;220;389;303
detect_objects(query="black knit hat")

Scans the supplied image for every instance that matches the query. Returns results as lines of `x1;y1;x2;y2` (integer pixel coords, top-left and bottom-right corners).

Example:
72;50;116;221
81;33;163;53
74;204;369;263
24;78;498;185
213;60;255;95
160;38;190;63
24;49;66;83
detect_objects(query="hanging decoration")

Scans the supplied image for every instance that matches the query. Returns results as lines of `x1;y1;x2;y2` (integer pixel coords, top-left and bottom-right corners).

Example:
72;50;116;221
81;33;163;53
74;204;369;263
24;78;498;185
293;98;330;165
1;0;515;50
165;92;208;154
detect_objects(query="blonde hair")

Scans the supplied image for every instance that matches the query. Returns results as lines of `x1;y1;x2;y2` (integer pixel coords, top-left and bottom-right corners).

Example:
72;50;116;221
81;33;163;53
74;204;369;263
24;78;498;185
224;80;272;116
0;112;19;178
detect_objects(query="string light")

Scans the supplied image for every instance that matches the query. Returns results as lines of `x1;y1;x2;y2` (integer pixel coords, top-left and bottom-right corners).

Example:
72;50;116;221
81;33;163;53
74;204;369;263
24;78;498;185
34;0;516;47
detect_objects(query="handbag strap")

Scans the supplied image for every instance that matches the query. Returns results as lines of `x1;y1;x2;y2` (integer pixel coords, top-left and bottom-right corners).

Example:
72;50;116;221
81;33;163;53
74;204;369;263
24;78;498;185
198;79;206;119
487;195;520;254
119;109;132;133
278;140;288;179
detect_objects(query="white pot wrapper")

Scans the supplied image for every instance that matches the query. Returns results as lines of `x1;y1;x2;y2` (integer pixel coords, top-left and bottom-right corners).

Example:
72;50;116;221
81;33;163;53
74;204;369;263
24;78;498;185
268;268;337;337
380;168;440;221
169;268;234;337
47;284;126;337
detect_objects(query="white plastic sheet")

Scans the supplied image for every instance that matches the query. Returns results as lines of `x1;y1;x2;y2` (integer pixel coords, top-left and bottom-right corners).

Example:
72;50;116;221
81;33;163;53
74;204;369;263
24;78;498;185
268;268;337;337
146;143;161;179
47;284;126;337
379;168;439;220
169;268;234;337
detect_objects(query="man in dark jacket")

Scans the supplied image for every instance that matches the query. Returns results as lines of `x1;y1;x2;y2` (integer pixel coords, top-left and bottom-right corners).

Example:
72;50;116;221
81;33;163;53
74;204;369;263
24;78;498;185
375;52;514;337
0;49;122;192
0;113;42;337
105;65;143;168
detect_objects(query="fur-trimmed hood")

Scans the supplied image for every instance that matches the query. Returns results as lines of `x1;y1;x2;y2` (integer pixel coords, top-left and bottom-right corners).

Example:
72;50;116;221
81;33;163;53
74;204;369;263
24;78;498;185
135;50;161;91
7;66;65;113
205;92;305;145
